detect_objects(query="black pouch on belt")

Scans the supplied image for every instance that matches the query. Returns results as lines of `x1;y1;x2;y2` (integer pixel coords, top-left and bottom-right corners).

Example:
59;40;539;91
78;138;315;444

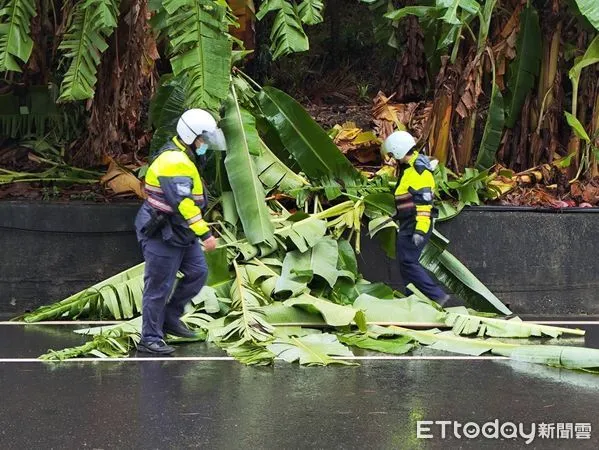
141;209;168;237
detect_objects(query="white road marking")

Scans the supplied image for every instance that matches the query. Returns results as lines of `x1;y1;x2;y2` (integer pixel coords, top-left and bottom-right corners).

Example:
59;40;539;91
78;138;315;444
0;355;509;363
0;321;122;325
2;320;599;326
529;321;599;325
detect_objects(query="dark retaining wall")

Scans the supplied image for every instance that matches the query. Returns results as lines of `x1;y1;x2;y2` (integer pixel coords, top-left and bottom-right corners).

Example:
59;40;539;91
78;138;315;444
1;202;598;316
0;202;143;317
438;208;599;315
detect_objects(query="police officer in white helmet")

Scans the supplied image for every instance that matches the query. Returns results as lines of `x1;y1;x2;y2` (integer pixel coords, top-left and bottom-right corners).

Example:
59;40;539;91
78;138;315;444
134;109;226;354
382;131;449;304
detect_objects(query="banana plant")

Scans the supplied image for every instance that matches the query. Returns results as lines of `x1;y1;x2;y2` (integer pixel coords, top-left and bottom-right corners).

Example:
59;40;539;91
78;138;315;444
384;0;481;63
504;4;542;128
568;35;599;118
162;0;232;111
255;0;324;60
574;0;599;31
57;0;120;101
258;86;362;188
0;0;37;72
475;49;505;170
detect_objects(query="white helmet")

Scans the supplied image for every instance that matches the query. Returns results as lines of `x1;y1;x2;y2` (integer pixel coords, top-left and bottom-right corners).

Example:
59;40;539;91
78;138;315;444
381;131;417;159
176;109;226;150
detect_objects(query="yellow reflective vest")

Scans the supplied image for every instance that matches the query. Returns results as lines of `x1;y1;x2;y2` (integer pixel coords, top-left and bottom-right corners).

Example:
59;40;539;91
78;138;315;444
394;152;436;235
143;137;211;239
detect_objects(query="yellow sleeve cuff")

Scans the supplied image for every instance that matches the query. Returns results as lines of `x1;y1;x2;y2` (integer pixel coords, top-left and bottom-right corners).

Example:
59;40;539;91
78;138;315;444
415;205;432;234
178;198;211;238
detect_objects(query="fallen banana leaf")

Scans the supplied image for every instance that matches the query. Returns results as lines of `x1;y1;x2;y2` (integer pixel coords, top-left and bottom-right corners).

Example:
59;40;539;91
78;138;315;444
493;345;599;373
74;317;143;337
191;285;229;314
337;239;359;280
222;89;275;245
382;325;599;373
284;294;367;330
220;261;275;345
275;237;340;295
263;302;327;326
275;249;311;297
354;294;446;323
42;318;142;360
14;263;146;322
444;312;585;338
332;278;395;304
275;215;328;252
253;137;310;194
338;332;417;355
381;325;509;356
40;335;134;360
420;230;512;315
220;191;239;226
267;332;356;366
223;343;275;365
204;247;231;286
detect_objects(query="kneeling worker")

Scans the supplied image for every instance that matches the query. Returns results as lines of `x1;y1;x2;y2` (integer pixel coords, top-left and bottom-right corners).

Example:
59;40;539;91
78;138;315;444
382;131;449;304
134;109;226;354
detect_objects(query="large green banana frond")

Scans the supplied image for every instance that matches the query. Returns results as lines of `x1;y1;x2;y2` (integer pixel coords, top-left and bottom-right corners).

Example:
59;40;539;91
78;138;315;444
163;0;232;111
57;0;120;102
0;0;37;72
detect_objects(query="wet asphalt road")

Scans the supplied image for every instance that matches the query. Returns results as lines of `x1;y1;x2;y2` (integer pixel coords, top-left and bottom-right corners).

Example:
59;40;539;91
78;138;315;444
0;319;598;449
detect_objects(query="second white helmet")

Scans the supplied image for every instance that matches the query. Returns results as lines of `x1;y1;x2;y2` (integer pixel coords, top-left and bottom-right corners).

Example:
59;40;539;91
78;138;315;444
382;131;417;160
176;109;226;150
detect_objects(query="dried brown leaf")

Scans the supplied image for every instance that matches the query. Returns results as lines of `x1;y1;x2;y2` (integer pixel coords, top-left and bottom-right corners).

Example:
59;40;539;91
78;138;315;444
353;148;380;164
101;159;146;199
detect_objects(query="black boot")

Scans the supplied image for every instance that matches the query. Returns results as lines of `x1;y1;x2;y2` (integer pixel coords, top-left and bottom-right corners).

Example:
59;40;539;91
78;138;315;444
137;339;175;355
164;320;200;339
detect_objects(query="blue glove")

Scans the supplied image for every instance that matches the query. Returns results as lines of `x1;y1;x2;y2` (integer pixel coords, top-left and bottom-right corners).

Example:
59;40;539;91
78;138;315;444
412;233;425;247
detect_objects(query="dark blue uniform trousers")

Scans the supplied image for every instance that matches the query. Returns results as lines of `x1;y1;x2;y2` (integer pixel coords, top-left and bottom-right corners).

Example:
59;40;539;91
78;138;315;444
396;231;446;301
139;237;208;343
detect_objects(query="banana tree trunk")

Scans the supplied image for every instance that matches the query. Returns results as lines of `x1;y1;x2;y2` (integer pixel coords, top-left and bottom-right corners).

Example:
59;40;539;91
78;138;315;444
532;23;561;166
456;113;476;170
428;91;453;166
535;24;561;121
592;81;599;177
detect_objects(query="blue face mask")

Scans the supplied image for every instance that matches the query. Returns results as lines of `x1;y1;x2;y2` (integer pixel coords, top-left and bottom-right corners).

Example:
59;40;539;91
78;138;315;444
195;143;208;156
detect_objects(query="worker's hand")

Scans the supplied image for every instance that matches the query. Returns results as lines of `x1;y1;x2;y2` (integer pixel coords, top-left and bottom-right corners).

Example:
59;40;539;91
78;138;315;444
411;233;425;248
202;236;217;252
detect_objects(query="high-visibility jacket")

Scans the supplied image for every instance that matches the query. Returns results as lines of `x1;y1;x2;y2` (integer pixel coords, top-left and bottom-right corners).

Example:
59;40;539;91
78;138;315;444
142;137;211;241
394;152;436;235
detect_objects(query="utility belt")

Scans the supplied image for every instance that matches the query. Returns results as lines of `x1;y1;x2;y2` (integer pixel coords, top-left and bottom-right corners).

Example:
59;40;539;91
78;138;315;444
394;188;439;221
137;203;196;246
139;207;168;238
394;205;440;221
